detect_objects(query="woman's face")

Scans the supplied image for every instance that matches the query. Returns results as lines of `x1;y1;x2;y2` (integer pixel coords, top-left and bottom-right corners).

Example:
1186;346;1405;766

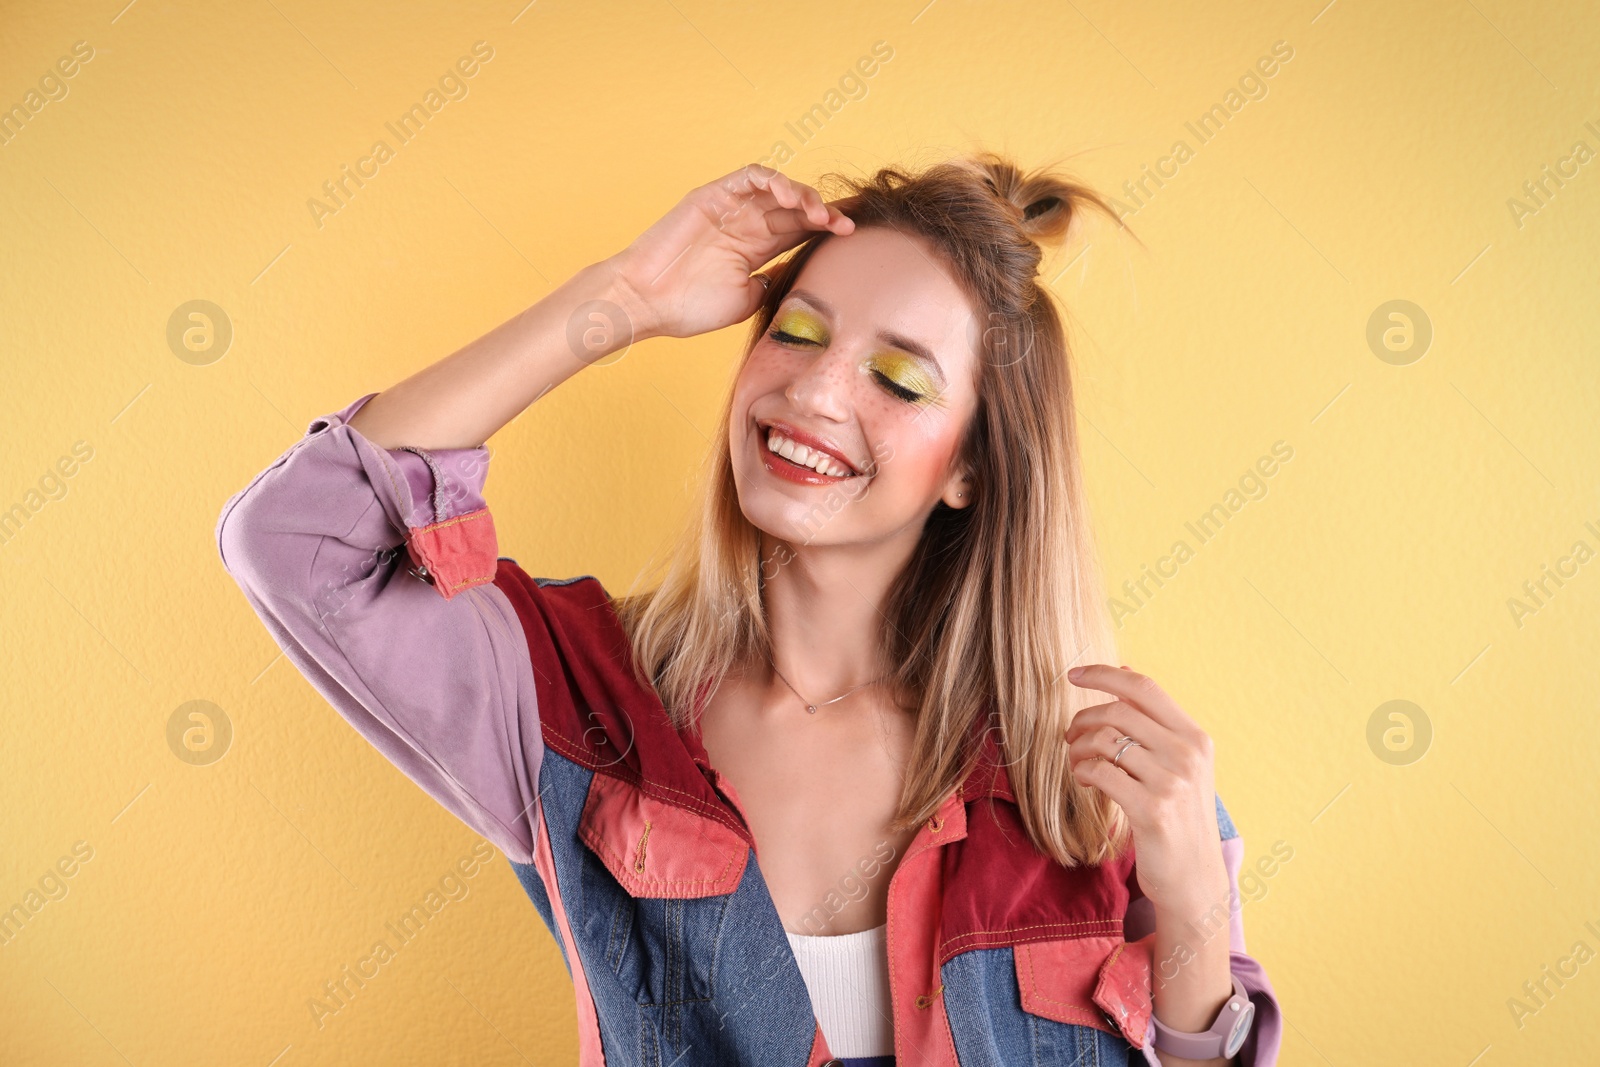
729;225;982;550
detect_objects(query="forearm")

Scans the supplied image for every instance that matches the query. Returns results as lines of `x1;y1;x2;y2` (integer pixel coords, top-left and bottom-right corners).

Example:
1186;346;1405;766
1151;896;1236;1067
348;258;648;451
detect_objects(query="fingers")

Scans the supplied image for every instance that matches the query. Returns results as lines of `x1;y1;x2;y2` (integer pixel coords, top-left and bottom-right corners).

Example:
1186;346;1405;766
763;206;825;236
765;169;819;223
716;163;854;235
766;202;854;237
1064;697;1191;805
786;177;854;233
1070;749;1140;809
1067;722;1162;782
1068;717;1172;815
1064;699;1177;753
767;171;855;234
715;162;775;195
1066;664;1193;734
739;271;773;322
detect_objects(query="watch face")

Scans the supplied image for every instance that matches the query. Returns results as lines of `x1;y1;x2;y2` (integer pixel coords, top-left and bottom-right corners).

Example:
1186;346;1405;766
1224;1002;1257;1058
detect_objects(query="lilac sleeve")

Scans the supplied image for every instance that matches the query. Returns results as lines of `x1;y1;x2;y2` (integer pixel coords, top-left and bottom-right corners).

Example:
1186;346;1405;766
1125;802;1283;1066
1215;832;1282;1066
215;391;543;865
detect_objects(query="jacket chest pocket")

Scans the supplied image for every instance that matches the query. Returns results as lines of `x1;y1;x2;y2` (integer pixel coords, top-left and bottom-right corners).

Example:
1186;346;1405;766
575;772;750;1007
1013;934;1155;1058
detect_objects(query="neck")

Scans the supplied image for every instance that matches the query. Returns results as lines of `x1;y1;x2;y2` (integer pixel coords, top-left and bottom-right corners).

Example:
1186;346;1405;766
757;529;918;699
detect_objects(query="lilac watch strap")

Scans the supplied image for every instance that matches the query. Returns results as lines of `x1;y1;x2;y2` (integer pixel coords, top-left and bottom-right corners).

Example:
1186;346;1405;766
1150;973;1255;1060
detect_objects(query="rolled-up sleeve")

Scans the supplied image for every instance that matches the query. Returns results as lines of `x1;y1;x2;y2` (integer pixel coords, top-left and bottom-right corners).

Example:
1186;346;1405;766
215;391;543;864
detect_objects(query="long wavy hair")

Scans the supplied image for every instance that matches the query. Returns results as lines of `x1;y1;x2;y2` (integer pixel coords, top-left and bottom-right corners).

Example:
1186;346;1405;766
614;153;1135;866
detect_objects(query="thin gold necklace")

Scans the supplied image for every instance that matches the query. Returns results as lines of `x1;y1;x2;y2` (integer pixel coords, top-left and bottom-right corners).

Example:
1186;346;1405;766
769;661;887;714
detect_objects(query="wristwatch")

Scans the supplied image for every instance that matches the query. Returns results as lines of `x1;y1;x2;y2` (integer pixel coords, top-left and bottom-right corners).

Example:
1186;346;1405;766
1150;973;1255;1060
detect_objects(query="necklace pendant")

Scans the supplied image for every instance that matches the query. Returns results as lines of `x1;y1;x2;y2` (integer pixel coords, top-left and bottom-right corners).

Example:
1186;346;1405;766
806;704;817;714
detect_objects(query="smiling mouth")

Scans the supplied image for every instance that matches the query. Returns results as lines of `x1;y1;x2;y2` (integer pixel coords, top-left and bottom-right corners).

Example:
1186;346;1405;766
757;423;862;481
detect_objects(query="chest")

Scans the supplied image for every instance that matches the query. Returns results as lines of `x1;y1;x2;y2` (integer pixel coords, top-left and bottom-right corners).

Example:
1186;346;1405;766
695;680;920;935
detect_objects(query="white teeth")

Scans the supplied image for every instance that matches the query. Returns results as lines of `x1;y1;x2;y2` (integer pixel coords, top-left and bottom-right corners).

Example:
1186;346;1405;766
764;429;852;477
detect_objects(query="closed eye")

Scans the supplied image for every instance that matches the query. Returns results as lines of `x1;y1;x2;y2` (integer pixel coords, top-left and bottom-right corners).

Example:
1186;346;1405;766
871;371;924;403
770;326;930;404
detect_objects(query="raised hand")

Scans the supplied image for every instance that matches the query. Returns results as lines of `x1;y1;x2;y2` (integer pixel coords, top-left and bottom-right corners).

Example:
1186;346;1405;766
606;163;855;342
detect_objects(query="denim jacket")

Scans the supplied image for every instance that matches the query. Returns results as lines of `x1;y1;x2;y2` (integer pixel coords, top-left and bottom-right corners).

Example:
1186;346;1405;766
216;392;1283;1066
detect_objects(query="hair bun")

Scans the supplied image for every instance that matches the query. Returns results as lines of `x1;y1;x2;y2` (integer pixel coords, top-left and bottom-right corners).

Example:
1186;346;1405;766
1022;195;1061;222
959;152;1110;249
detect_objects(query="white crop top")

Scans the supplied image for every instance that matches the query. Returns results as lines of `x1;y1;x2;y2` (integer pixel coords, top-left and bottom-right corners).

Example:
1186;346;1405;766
784;922;894;1057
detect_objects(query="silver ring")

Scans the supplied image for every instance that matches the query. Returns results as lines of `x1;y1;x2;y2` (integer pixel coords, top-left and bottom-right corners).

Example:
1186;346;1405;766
1112;738;1143;766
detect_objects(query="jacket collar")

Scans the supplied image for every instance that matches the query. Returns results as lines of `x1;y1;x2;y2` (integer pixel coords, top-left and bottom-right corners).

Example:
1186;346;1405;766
958;718;1018;804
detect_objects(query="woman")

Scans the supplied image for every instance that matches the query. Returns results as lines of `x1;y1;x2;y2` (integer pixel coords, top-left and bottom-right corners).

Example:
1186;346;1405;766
217;156;1281;1066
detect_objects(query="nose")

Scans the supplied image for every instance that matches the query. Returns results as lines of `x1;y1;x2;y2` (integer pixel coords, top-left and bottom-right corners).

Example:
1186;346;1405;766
782;340;854;423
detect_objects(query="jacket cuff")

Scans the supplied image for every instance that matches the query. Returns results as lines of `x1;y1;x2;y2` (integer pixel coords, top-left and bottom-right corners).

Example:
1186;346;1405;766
403;505;498;599
1228;949;1281;1067
1138;962;1280;1067
322;392;499;601
1091;934;1281;1066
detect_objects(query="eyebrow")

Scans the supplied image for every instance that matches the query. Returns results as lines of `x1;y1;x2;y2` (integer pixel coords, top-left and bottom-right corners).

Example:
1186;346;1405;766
784;289;949;389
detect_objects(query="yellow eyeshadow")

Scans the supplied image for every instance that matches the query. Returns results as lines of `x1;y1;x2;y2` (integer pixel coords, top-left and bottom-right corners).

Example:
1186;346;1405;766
770;307;941;404
867;351;939;401
773;308;827;344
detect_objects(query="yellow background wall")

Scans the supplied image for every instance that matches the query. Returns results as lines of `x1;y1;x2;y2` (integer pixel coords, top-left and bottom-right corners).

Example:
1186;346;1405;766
3;0;1597;1063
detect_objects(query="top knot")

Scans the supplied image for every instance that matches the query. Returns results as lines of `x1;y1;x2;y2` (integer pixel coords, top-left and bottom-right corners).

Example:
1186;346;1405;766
958;152;1107;250
1022;195;1061;222
789;151;1132;308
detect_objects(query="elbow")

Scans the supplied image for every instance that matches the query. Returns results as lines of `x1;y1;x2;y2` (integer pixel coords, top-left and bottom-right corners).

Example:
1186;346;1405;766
215;435;377;588
214;475;317;598
216;484;265;585
216;465;404;627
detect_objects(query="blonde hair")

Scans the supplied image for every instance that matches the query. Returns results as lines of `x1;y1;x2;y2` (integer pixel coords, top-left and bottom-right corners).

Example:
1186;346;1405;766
615;153;1135;866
